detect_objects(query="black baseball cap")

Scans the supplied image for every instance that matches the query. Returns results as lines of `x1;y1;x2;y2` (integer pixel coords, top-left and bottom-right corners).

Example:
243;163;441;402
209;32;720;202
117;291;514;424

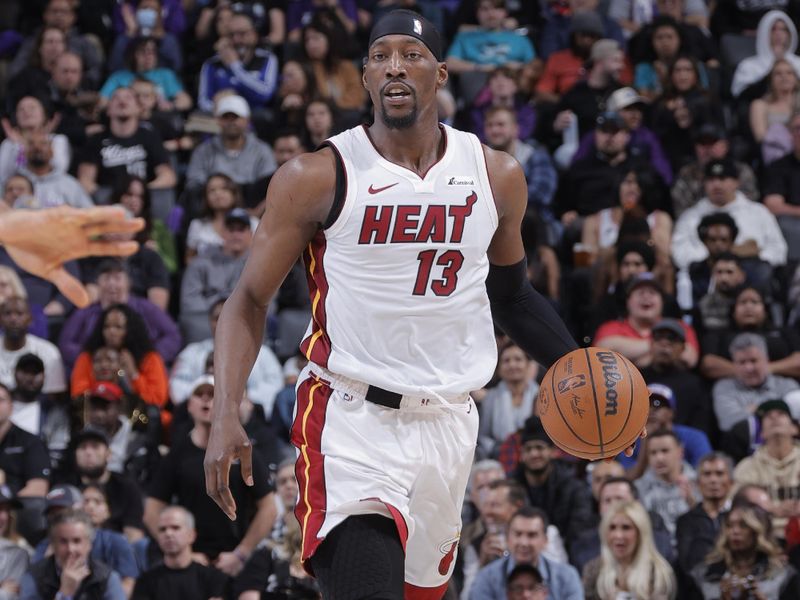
224;207;250;227
45;485;83;511
507;562;545;585
72;427;110;448
694;122;727;144
705;158;738;180
626;272;662;296
520;416;553;446
652;319;686;342
369;9;443;61
756;399;793;422
15;353;44;373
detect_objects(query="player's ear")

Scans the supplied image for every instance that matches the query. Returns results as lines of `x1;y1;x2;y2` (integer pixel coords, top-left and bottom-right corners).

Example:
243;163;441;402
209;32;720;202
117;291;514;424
362;58;369;89
437;62;448;90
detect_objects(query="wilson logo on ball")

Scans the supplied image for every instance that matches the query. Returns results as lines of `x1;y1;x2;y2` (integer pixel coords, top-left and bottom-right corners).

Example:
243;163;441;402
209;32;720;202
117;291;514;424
596;351;621;416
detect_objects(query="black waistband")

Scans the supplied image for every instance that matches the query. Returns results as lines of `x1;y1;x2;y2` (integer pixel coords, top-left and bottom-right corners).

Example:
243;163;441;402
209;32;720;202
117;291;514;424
365;385;402;409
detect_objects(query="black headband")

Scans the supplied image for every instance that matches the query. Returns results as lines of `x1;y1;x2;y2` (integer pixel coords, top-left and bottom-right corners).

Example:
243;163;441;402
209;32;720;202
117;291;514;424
368;9;443;61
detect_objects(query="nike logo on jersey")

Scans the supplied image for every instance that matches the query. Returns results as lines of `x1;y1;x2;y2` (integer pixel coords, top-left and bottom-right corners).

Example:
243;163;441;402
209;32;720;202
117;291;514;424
368;182;399;195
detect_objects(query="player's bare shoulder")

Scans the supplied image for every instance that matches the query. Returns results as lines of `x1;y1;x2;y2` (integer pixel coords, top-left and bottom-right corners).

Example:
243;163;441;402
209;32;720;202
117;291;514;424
265;147;338;226
481;144;528;220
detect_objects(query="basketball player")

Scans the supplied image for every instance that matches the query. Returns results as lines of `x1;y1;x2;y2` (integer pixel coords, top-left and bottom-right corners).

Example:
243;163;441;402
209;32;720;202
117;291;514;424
0;205;143;307
205;10;639;599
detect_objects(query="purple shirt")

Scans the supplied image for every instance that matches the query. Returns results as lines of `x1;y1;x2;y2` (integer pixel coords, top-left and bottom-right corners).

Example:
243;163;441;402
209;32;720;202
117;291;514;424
58;296;181;369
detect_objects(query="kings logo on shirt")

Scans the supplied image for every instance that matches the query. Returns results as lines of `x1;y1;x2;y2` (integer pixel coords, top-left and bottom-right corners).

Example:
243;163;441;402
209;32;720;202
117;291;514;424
357;191;478;245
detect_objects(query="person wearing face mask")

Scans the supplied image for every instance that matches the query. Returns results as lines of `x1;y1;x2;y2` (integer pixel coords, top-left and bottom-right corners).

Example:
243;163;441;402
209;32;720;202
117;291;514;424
13;130;92;210
108;0;184;74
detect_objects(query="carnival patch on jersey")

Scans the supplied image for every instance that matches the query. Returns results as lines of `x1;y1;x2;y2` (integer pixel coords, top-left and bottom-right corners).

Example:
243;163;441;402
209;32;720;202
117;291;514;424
447;176;475;186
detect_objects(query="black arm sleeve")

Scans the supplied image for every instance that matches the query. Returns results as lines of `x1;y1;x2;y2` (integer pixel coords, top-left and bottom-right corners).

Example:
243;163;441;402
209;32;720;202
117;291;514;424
486;258;578;368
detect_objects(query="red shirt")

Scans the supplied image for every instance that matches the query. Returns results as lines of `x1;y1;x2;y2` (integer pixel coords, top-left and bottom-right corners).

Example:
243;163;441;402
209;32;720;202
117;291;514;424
537;51;633;96
594;318;700;353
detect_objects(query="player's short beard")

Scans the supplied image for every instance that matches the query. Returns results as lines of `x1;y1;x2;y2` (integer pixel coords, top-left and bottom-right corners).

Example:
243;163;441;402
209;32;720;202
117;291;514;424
380;93;418;130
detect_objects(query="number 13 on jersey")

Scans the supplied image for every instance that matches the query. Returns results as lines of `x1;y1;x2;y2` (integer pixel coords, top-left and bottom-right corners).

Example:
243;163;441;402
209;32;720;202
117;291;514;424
413;249;464;296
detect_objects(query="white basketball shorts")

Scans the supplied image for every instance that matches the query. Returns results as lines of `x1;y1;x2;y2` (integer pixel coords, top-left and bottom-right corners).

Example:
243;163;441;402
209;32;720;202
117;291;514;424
291;364;479;599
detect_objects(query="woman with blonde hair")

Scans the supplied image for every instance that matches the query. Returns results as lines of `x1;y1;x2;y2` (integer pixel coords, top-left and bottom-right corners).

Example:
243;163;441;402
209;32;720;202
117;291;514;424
583;500;676;600
689;502;800;599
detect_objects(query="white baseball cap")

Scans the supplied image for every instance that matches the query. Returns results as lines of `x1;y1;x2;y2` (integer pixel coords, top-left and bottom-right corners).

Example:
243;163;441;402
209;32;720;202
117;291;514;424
608;87;644;111
215;95;251;118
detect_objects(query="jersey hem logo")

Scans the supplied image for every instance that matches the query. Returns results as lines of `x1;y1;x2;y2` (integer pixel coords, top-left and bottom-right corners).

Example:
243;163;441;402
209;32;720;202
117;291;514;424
368;182;399;195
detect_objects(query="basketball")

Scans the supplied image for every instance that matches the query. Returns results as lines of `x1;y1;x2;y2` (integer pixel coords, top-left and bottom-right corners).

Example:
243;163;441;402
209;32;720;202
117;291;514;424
537;347;649;461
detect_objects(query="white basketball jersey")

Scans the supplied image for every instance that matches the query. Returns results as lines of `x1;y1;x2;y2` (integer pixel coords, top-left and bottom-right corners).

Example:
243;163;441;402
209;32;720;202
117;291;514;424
299;124;499;396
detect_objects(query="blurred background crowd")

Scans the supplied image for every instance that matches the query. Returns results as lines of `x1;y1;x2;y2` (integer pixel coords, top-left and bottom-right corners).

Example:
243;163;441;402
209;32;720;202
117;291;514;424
4;0;800;598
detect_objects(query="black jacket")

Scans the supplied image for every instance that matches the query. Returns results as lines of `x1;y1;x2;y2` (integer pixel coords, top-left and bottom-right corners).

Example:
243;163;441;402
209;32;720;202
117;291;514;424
512;461;594;547
29;556;111;600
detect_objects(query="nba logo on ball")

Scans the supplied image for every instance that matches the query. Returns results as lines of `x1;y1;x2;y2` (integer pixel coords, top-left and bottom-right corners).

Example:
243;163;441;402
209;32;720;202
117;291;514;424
538;348;649;460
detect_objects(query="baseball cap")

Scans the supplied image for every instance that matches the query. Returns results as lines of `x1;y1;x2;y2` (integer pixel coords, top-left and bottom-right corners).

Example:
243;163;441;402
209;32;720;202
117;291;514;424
648;383;675;410
590;39;620;63
507;563;545;586
694;122;727;144
596;111;625;132
15;352;44;373
0;485;22;509
215;95;250;118
608;87;644;112
224;207;250;227
652;319;686;342
756;399;793;422
72;426;110;448
190;374;215;395
625;272;661;296
88;381;123;403
570;11;604;36
705;157;738;180
520;417;553;446
369;9;443;61
45;485;83;511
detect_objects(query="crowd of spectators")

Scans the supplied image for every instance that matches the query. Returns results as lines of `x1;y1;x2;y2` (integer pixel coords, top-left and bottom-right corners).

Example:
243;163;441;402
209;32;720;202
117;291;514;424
5;0;800;598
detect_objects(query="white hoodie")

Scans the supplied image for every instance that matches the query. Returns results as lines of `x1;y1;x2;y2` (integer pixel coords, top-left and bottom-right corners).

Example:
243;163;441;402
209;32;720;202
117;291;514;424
731;10;800;97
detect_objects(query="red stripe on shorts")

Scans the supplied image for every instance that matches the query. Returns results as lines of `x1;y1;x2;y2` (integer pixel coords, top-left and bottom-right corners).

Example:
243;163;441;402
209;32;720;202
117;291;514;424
299;231;332;367
291;375;332;569
404;581;450;600
361;497;410;553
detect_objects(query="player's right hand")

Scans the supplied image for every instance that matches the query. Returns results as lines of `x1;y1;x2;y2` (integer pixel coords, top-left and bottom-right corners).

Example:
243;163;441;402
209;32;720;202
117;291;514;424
204;413;254;520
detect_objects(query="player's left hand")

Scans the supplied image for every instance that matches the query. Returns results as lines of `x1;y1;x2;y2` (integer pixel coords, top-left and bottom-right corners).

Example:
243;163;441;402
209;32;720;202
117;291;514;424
204;412;254;520
1;206;144;308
